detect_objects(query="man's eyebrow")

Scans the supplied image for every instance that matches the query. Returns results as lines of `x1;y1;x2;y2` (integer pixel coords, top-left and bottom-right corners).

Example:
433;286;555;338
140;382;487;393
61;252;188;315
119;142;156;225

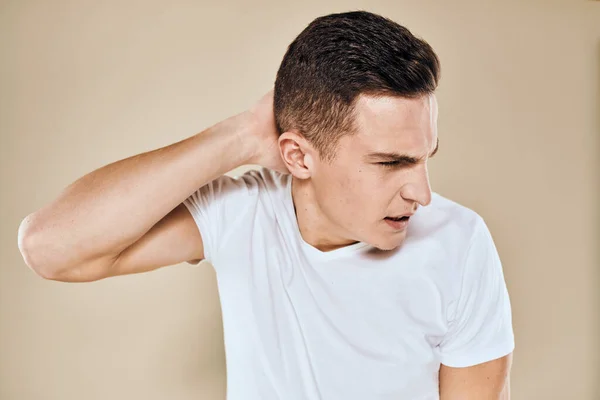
365;138;439;164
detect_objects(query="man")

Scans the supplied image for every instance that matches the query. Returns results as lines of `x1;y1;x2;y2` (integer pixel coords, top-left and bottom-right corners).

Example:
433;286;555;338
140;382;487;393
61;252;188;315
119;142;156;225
18;10;514;400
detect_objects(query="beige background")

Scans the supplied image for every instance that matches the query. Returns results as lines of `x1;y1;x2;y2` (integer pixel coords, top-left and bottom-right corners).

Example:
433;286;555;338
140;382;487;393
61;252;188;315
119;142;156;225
1;0;599;399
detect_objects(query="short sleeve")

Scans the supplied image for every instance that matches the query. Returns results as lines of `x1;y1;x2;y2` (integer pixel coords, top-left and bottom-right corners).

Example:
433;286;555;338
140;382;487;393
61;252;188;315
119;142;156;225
439;217;515;368
182;171;259;266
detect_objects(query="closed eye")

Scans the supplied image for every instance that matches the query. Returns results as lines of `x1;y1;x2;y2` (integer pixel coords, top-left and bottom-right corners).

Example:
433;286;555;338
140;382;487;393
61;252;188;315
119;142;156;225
378;161;401;168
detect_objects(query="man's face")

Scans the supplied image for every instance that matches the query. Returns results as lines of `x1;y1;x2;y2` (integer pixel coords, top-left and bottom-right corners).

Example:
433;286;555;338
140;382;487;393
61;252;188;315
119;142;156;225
309;93;439;251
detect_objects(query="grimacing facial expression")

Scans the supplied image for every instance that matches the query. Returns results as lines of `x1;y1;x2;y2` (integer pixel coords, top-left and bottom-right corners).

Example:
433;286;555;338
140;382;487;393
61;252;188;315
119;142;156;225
311;93;439;251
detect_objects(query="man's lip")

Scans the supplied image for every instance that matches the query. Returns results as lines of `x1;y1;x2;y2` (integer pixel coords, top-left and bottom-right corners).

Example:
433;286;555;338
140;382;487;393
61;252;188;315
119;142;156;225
386;213;414;219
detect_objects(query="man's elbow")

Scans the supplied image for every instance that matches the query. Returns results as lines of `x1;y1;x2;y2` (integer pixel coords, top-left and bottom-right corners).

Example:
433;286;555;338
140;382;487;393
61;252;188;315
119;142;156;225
18;217;77;281
18;217;53;279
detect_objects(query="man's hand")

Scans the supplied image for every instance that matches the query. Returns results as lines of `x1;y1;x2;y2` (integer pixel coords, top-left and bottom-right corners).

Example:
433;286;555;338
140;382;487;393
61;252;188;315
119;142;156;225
244;89;289;174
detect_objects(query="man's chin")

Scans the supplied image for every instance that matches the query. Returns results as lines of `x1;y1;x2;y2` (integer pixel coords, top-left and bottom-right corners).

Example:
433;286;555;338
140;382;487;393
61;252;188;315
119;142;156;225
370;235;407;252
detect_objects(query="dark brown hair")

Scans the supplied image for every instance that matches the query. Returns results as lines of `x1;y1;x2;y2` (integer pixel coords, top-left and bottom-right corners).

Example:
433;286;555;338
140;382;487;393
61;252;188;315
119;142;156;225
274;10;441;162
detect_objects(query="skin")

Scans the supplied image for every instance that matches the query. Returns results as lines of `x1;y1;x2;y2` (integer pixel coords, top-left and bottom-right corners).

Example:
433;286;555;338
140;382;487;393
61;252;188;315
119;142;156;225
280;93;438;252
439;353;513;399
277;92;512;398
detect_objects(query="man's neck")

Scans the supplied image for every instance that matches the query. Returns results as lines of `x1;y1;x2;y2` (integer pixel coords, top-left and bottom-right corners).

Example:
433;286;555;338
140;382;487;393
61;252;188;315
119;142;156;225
290;177;360;252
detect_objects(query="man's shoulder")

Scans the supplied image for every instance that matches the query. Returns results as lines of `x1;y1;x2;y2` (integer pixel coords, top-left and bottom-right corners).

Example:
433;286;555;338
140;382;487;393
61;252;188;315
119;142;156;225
403;194;500;293
231;167;290;192
208;168;291;218
429;192;483;222
411;192;487;246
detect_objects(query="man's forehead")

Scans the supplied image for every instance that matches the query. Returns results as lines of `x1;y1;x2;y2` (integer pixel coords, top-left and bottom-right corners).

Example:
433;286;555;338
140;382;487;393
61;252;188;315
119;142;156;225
428;94;439;133
354;93;437;133
350;93;437;150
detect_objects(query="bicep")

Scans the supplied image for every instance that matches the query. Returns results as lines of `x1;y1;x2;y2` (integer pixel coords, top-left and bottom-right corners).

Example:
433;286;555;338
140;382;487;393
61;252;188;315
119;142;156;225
439;353;513;400
108;202;205;277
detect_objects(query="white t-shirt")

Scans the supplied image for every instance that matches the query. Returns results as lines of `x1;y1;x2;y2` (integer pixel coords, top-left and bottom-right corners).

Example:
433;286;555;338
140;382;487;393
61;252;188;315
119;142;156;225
183;167;515;400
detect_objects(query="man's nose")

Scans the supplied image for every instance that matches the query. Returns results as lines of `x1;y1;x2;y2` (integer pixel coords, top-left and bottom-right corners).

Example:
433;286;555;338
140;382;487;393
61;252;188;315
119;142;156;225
399;164;432;207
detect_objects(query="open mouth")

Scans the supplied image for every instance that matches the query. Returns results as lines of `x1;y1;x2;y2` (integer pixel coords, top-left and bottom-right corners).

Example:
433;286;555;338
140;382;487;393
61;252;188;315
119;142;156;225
385;216;410;222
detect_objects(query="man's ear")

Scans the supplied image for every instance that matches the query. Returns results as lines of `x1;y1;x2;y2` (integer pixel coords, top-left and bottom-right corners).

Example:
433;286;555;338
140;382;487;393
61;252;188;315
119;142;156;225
279;131;316;180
